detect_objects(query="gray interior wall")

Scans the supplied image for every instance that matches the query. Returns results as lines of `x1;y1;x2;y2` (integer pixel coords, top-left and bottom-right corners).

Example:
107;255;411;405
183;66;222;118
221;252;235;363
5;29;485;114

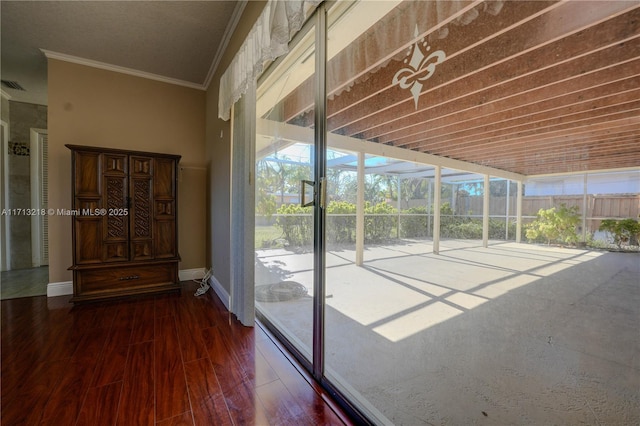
205;1;266;296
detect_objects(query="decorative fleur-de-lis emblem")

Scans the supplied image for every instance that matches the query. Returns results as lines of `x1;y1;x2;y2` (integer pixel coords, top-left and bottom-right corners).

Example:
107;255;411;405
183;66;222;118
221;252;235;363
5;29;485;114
393;25;446;109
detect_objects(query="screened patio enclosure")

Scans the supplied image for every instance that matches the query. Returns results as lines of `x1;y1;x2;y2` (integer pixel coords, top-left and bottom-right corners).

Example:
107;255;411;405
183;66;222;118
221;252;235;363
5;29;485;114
249;1;640;424
254;129;639;426
253;0;640;256
256;138;639;254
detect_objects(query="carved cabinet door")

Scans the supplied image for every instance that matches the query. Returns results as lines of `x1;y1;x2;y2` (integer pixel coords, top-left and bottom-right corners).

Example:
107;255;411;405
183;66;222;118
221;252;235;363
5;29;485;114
102;153;129;262
153;158;177;259
73;151;102;264
68;144;181;303
129;156;154;261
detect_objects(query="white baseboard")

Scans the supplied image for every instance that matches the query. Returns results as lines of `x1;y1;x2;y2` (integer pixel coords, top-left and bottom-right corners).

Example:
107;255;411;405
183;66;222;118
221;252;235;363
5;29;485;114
209;274;230;311
47;281;73;297
47;267;207;298
179;267;206;281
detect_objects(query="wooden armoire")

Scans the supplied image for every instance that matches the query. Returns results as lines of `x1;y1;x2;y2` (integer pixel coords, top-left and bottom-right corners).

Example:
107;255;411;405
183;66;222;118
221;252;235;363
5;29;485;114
67;145;181;302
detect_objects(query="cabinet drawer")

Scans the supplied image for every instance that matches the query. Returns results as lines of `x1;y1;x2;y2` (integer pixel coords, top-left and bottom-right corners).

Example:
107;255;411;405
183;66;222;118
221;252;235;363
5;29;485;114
74;262;179;299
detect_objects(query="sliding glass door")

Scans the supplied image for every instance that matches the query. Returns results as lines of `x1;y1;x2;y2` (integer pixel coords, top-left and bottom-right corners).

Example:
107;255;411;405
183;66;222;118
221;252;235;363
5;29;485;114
254;3;405;422
258;2;542;423
254;17;317;366
323;3;439;423
254;3;444;422
252;1;640;424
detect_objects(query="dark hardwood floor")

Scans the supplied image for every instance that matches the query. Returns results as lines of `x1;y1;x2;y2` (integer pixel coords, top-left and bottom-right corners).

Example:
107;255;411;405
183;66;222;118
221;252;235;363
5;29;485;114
1;281;352;425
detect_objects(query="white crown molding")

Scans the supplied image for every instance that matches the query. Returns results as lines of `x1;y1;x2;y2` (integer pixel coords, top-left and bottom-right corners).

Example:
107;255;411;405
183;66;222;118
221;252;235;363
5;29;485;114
204;0;248;90
41;49;206;91
0;89;12;100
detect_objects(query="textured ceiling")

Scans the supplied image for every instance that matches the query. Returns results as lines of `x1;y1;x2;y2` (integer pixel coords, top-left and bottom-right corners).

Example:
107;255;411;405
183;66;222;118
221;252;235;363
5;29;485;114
1;0;242;105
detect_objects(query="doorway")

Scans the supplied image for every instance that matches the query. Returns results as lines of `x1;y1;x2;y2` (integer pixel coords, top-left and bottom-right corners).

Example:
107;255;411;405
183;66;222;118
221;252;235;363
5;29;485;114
0;120;9;272
1;109;49;299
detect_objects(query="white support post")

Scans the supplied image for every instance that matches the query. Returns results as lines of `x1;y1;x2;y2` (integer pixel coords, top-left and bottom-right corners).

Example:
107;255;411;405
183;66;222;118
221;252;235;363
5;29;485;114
516;180;523;243
397;176;402;238
427;180;432;237
505;180;511;241
483;174;490;248
582;173;588;243
433;166;441;254
356;151;365;266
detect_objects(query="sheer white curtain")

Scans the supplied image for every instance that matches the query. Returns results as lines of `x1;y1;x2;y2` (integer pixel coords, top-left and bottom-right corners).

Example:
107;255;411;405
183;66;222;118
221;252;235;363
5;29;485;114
218;0;320;121
223;0;318;325
230;85;256;326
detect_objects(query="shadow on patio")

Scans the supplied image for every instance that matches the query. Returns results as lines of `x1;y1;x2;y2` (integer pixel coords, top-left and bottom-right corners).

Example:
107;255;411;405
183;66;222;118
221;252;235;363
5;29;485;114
256;240;639;425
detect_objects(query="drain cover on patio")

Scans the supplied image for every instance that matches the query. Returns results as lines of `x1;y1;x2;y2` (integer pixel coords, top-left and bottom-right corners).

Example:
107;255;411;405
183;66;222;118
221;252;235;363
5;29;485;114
255;281;308;302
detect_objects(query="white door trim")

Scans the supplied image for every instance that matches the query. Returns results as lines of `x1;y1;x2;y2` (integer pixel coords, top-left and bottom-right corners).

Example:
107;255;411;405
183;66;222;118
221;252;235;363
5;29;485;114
30;128;48;267
1;120;9;271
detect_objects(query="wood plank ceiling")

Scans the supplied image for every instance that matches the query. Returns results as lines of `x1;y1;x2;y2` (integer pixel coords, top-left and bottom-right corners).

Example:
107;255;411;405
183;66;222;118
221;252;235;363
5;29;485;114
270;0;640;177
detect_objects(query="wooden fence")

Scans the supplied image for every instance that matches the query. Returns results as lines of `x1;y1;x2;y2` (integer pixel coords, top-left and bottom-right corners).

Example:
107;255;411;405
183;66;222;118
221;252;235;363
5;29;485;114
453;194;639;218
451;194;640;236
401;194;639;219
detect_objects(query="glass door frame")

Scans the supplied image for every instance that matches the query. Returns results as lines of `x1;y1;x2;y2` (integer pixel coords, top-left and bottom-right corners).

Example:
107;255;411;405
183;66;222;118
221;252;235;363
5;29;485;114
255;3;372;423
254;0;321;377
312;1;327;382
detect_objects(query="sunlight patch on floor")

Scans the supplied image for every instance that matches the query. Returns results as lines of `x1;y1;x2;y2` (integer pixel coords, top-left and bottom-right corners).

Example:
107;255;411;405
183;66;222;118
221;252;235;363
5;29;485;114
445;292;489;310
325;244;606;343
372;301;463;342
472;274;539;299
325;270;432;326
257;242;609;343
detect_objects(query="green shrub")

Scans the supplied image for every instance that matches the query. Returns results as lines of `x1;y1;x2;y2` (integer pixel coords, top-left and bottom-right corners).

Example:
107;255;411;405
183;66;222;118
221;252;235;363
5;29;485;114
277;200;399;247
452;221;483;239
327;201;356;244
276;199;523;247
440;202;454;216
399;206;429;238
275;204;313;246
599;218;640;248
364;201;397;243
525;204;580;245
488;219;517;240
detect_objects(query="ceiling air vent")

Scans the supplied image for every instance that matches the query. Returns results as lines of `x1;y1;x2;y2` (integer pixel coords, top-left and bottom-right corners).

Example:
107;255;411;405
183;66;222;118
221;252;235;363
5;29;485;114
1;80;26;91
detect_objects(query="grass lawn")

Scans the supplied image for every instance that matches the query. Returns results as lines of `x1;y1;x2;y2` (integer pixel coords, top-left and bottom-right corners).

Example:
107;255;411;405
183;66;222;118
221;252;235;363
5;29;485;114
255;225;284;248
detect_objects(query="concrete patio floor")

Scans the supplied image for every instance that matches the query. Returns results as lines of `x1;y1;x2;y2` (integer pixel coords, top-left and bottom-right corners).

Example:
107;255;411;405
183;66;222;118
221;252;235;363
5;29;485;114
256;240;639;425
